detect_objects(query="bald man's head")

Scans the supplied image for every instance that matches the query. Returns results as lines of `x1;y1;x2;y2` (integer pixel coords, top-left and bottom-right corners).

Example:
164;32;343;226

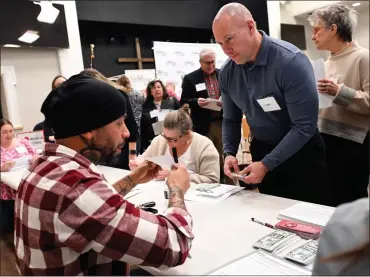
212;2;261;65
213;2;253;25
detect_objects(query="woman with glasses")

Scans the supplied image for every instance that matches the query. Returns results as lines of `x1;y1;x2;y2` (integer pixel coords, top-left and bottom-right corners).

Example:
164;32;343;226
309;4;369;206
0;119;38;236
131;110;220;184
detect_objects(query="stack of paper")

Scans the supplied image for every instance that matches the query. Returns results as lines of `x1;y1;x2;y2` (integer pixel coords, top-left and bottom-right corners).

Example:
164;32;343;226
278;203;335;227
253;229;298;252
185;184;243;203
209;250;311;275
202;98;221;111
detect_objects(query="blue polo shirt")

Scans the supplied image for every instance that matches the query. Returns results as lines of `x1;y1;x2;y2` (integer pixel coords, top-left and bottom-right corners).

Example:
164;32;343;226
220;31;318;171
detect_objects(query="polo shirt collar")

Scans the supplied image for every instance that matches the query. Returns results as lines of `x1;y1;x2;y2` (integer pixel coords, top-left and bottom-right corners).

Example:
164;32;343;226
245;30;271;70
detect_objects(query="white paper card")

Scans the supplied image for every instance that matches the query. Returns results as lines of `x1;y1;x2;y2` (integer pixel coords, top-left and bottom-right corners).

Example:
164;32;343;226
311;59;333;109
145;155;175;170
150;110;159;118
15;146;27;154
202;102;221;111
257;97;281;112
195;83;206;91
210;250;311;275
152;121;163;136
12;156;31;170
185;185;243;203
278;202;335;227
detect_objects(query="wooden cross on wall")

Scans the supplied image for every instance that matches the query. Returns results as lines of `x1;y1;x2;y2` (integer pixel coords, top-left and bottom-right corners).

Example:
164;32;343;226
117;38;155;69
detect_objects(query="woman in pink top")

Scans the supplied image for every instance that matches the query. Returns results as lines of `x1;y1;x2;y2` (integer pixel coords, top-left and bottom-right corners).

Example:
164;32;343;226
0;119;37;234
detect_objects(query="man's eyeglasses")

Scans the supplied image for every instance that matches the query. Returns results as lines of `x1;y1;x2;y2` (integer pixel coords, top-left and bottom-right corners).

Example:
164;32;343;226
201;60;216;66
160;133;183;143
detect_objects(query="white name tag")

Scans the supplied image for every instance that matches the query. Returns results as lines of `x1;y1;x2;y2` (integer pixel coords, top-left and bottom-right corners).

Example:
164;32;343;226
195;83;206;92
257;97;281;112
15;146;27;154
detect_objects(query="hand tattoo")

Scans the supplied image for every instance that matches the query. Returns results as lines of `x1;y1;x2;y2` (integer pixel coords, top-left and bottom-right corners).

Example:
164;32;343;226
113;175;136;197
168;185;187;210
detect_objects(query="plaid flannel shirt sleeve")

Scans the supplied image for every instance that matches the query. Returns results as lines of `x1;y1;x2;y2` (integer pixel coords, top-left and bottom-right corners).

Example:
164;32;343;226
55;177;194;268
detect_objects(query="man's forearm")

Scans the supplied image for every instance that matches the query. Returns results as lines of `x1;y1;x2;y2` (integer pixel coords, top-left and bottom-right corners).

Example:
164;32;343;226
168;185;187;210
113;174;137;197
222;118;242;154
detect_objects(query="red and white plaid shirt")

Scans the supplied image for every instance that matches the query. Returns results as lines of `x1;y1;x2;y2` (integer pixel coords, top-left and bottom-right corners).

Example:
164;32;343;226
15;143;193;275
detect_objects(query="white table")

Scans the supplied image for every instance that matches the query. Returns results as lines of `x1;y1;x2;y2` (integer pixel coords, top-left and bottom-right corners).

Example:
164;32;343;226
125;181;302;275
0;165;129;191
1;165;311;275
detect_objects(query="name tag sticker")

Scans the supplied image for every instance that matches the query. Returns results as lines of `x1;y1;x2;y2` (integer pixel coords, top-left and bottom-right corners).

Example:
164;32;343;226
15;146;27;154
195;83;206;92
257;97;281;112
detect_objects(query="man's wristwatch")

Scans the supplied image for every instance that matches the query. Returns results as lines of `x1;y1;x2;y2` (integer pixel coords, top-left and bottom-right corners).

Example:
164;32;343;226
129;149;137;155
223;152;236;160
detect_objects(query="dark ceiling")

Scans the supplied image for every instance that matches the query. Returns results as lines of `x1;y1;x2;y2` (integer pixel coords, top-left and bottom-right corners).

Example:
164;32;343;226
0;0;69;48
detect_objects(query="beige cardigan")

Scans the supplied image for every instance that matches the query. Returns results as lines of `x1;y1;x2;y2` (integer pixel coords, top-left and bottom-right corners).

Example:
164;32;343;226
142;132;220;184
319;42;369;143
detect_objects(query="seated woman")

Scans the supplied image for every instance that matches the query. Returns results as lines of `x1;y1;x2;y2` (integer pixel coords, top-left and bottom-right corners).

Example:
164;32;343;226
0;119;38;235
141;79;180;152
131;110;220;184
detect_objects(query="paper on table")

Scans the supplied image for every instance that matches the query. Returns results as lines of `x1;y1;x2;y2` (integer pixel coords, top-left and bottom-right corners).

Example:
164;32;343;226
311;59;333;109
209;250;311;275
185;185;243;203
278;202;335;227
12;156;31;170
145;155;175;170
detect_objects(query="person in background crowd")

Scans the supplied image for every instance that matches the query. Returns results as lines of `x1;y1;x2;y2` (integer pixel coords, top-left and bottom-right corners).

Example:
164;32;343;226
33;75;67;143
130;109;220;184
0;119;37;236
180;48;224;181
117;74;145;154
141;79;180;152
312;189;369;275
309;3;369;206
81;68;138;170
166;80;180;101
15;73;194;275
213;3;331;205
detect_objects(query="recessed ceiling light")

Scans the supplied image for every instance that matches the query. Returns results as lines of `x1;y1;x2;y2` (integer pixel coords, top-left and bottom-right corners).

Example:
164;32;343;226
3;44;21;48
352;2;361;7
18;30;40;44
33;1;60;24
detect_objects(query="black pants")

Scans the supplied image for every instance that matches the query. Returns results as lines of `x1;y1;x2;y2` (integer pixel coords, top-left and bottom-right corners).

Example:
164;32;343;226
321;132;369;207
250;130;333;206
0;199;15;235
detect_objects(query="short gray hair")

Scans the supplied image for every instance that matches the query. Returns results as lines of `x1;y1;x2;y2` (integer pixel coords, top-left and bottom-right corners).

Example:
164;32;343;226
163;110;193;134
308;4;358;42
199;48;216;60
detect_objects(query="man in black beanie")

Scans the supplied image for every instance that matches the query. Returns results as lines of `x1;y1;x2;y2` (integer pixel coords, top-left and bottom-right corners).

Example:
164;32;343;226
14;73;194;276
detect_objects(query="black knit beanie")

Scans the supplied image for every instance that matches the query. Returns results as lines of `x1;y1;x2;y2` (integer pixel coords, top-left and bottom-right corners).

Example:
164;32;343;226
41;73;127;139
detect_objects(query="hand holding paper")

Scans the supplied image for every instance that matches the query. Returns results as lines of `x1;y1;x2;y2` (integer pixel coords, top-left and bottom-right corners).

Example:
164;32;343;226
311;59;334;109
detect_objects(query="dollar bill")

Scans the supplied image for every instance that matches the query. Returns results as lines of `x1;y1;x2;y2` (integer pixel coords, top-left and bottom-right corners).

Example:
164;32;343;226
253;230;296;251
285;240;319;265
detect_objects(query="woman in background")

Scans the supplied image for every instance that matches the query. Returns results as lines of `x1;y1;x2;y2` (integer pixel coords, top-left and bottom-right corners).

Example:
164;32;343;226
0;119;37;236
131;110;219;184
117;74;145;154
141;79;180;152
81;69;138;169
309;3;369;206
34;75;67;143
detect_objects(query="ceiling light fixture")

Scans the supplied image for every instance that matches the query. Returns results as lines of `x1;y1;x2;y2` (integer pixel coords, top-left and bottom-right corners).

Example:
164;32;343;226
3;44;21;48
18;30;40;44
33;1;60;24
352;2;361;7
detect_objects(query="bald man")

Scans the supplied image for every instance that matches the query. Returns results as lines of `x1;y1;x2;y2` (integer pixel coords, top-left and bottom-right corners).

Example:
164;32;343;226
213;3;332;205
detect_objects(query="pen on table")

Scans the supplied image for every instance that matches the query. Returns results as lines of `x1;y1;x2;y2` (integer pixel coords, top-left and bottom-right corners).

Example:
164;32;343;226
172;147;179;163
251;218;275;229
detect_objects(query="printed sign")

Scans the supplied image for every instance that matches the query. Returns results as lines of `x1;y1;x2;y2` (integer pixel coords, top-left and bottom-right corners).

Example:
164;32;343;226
17;130;44;150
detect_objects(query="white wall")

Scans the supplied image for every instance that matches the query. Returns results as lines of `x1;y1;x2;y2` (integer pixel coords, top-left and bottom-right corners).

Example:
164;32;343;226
0;1;83;131
267;1;281;39
1;48;60;131
280;1;369;61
